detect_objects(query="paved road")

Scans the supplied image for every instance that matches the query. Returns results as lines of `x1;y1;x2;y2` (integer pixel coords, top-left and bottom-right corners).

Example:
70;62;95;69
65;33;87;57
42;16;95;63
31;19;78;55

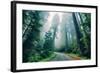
50;52;73;61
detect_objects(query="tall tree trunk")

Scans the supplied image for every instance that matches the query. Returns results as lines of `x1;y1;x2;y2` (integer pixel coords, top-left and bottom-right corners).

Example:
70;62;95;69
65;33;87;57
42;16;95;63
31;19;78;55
72;13;84;56
51;14;60;49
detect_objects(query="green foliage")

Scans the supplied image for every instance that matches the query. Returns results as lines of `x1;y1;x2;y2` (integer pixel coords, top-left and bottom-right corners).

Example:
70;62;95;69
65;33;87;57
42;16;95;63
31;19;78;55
22;10;50;62
79;13;91;58
43;31;54;58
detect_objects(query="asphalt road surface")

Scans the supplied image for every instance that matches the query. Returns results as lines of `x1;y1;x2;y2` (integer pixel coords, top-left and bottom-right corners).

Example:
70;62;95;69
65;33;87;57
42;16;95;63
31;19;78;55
50;52;73;61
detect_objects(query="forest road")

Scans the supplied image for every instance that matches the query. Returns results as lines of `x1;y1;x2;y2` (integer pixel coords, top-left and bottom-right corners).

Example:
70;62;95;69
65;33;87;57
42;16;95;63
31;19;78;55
50;52;73;61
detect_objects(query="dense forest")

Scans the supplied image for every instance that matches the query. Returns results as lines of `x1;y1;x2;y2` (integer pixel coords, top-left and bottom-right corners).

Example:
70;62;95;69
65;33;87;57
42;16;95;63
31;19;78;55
22;10;91;62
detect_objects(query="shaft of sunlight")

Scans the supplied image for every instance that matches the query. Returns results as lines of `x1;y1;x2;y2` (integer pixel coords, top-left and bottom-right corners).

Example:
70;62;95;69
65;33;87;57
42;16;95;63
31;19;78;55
43;12;63;32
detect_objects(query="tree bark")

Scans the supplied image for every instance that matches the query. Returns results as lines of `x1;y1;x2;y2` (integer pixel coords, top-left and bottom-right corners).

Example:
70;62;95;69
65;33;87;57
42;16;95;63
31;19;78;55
72;13;84;55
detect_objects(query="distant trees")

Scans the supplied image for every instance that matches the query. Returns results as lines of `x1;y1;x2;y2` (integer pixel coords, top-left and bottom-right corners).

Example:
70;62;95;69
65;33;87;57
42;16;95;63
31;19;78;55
51;14;60;48
59;13;70;52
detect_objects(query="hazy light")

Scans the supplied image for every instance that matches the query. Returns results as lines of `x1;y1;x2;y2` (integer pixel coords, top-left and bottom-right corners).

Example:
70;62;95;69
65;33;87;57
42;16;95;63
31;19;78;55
43;12;63;32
